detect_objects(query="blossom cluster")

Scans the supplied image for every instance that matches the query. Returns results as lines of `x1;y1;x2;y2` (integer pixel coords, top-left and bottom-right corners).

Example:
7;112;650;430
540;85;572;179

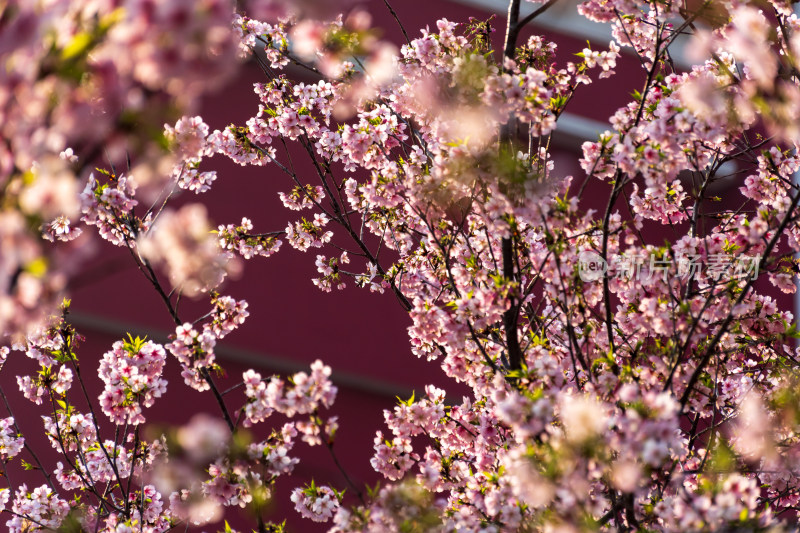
79;173;141;247
164;115;217;193
241;360;337;427
290;482;342;522
97;336;168;425
6;485;70;533
217;218;283;259
165;294;248;391
0;419;24;460
5;0;800;531
176;6;800;531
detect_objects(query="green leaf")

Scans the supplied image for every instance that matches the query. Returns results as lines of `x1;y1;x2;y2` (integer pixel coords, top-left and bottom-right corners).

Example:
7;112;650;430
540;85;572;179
25;257;48;278
61;32;93;61
397;390;415;406
366;481;381;499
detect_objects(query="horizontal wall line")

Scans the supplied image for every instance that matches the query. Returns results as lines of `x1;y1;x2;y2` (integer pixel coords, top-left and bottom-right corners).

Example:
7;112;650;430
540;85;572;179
69;312;414;400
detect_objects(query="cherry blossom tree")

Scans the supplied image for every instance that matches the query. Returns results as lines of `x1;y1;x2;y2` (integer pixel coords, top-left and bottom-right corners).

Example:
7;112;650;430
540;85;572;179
3;0;800;531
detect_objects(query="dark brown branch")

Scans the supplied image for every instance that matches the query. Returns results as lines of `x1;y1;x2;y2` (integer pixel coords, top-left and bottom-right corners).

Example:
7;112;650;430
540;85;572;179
383;0;411;45
515;0;561;34
501;0;524;370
